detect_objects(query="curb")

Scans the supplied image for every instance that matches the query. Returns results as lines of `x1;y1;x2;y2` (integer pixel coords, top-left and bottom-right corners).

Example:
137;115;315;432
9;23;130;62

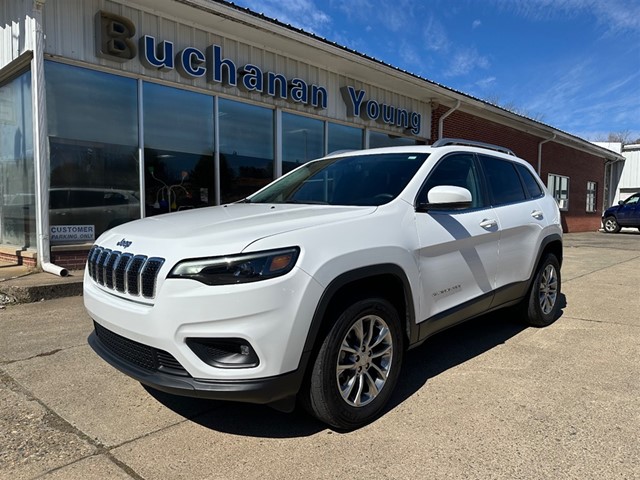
0;272;84;305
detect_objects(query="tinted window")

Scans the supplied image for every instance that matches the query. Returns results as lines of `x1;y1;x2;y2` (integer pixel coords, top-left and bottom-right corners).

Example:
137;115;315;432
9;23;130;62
516;163;544;198
422;153;484;209
480;156;526;206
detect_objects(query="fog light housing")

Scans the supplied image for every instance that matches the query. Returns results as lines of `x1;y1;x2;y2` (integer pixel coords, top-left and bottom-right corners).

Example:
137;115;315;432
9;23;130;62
187;338;259;368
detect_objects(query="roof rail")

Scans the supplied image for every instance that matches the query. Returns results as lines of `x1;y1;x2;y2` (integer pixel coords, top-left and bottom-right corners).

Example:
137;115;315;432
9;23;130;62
432;138;515;156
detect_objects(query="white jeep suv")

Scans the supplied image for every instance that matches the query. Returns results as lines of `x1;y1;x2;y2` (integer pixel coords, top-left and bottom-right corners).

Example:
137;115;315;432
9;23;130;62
84;139;562;430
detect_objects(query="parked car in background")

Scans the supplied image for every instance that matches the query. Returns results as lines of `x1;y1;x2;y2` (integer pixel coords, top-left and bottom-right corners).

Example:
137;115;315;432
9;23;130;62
602;192;640;233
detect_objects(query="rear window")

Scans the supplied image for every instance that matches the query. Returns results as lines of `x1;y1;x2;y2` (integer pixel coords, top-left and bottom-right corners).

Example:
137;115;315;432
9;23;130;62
516;164;544;198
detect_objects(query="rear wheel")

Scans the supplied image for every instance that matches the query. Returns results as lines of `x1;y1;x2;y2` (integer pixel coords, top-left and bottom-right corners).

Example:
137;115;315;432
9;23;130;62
603;216;621;233
304;298;404;430
524;253;561;327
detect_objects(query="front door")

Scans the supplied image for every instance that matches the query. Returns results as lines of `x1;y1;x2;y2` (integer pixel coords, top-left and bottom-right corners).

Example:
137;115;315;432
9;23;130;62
414;153;499;331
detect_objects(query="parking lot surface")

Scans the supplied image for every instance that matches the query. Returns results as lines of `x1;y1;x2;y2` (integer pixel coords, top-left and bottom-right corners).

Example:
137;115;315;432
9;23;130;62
1;231;639;479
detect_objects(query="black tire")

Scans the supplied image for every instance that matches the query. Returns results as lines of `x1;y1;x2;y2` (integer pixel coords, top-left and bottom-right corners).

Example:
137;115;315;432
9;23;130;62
524;253;561;327
303;298;404;430
603;216;621;233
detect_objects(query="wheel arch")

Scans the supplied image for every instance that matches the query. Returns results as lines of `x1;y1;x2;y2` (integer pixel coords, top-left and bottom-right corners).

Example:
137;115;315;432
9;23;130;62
526;234;563;293
301;265;418;362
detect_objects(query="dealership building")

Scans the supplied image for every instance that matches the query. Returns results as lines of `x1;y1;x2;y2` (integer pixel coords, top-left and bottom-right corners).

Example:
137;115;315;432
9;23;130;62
0;0;625;270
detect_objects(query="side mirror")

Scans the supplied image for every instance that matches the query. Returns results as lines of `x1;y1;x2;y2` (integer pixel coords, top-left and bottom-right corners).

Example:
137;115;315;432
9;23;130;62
618;200;624;205
417;185;472;212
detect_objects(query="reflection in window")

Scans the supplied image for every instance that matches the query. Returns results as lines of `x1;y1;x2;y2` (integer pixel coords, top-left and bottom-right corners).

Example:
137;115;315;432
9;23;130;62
282;113;324;173
144;82;214;215
328;123;362;154
0;70;35;248
369;131;417;148
46;61;140;242
250;153;428;206
219;99;274;203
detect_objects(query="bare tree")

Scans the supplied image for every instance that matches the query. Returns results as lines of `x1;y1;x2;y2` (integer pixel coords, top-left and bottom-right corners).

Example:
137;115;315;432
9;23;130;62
483;95;545;122
592;131;640;145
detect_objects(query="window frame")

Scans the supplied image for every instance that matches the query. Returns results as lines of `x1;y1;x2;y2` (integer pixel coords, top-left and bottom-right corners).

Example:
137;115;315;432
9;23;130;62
586;181;597;213
548;173;570;212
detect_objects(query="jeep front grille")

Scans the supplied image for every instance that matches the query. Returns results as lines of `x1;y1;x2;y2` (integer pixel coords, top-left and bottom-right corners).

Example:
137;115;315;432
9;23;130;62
87;246;165;299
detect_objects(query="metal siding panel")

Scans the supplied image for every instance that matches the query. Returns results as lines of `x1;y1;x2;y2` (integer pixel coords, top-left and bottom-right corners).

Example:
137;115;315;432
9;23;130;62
24;0;431;139
1;1;32;68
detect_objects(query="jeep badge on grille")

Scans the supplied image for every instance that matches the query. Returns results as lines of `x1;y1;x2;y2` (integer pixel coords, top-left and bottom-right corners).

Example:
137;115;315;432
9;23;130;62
116;238;132;249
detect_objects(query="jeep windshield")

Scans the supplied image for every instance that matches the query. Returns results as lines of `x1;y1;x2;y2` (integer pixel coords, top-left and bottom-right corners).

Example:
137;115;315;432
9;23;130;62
246;153;429;206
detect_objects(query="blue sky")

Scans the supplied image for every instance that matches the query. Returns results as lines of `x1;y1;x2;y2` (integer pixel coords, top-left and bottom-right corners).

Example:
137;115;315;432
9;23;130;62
230;0;640;142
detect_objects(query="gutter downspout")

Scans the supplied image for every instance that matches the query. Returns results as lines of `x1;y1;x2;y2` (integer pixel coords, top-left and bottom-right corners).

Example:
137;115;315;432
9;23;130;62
31;0;68;277
537;133;556;176
438;100;461;140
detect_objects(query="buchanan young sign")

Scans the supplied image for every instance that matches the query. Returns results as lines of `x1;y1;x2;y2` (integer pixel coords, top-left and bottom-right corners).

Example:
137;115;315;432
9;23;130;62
95;10;422;136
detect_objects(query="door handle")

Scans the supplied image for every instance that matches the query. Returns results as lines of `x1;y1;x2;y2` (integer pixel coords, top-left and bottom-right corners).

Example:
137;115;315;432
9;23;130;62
479;218;497;229
531;210;544;220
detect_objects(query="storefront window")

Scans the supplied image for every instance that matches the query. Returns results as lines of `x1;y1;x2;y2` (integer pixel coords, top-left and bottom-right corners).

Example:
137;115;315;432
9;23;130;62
369;131;418;148
144;82;214;214
282;113;324;173
46;62;139;243
219;99;274;203
0;71;35;248
328;123;362;154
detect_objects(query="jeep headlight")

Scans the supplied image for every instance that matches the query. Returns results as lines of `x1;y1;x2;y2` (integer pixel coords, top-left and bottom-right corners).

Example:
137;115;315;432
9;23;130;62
168;247;300;285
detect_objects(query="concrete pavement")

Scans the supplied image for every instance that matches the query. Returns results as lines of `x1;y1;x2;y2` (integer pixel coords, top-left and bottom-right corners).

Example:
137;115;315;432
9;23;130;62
0;231;638;479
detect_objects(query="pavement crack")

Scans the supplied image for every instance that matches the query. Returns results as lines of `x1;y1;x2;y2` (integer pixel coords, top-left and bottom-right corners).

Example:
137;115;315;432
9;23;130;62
1;367;146;480
563;315;640;328
1;343;86;366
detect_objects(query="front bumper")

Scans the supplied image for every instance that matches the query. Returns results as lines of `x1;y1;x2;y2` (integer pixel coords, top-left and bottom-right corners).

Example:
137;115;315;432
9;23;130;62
89;326;309;406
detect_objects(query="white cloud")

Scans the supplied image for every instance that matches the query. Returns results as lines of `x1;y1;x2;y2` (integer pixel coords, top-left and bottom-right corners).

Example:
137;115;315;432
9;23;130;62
475;76;496;88
472;19;482;29
445;48;490;77
492;0;640;33
423;16;450;52
237;0;331;34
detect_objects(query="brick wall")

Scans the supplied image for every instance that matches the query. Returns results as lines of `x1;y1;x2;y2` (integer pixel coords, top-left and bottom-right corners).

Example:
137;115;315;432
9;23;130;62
51;250;90;270
432;106;605;232
0;250;37;267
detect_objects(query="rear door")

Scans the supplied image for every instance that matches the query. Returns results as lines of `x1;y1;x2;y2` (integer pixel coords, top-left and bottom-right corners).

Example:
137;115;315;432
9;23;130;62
478;155;546;296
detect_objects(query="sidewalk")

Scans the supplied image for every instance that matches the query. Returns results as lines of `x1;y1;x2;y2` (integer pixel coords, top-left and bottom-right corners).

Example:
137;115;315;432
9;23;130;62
0;262;83;305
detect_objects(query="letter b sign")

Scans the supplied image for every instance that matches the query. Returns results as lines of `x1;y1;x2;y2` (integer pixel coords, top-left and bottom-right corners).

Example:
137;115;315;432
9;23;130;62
95;11;136;61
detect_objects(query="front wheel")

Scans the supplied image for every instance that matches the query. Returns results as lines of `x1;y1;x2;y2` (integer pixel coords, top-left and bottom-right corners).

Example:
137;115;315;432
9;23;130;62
304;298;404;430
603;216;621;233
524;253;561;327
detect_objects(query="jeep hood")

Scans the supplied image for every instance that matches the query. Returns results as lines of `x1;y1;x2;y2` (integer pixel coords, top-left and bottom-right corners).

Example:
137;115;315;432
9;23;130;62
96;203;376;256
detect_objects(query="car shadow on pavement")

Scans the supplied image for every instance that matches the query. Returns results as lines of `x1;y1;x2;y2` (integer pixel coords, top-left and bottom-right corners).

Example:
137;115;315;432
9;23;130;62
144;385;326;437
388;293;567;412
145;295;567;437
